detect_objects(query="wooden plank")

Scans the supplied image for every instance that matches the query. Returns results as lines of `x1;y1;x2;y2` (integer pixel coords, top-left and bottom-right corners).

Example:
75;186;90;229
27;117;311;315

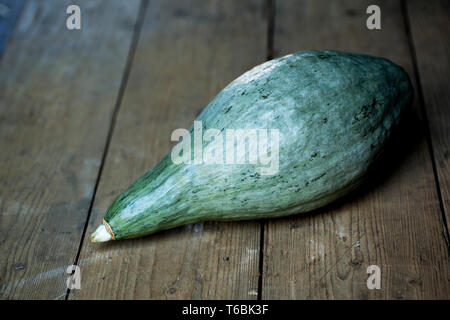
262;0;450;299
0;0;26;57
406;0;450;229
0;0;141;299
70;0;267;299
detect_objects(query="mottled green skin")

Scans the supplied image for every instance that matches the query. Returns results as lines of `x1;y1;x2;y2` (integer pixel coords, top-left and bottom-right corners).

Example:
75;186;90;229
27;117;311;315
104;50;412;240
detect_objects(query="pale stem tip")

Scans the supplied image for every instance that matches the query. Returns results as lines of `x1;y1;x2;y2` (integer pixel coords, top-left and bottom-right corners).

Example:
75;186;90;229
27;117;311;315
91;224;112;243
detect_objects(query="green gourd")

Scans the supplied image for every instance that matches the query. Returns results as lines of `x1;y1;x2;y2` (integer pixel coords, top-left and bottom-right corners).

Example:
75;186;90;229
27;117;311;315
92;50;412;242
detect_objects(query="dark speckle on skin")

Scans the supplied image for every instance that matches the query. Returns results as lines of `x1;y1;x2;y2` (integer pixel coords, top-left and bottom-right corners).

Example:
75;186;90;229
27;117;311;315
353;98;378;123
317;54;330;59
223;106;232;114
311;172;326;182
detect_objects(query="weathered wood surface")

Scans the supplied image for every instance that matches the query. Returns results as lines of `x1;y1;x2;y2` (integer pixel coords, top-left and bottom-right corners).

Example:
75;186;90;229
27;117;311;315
0;0;449;300
0;0;26;57
70;0;267;299
406;0;450;229
0;0;141;299
262;0;450;299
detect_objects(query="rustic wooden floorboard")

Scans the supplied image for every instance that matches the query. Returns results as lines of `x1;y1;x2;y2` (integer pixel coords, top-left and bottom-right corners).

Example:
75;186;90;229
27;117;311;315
262;0;450;299
406;0;450;232
0;0;141;299
70;0;267;299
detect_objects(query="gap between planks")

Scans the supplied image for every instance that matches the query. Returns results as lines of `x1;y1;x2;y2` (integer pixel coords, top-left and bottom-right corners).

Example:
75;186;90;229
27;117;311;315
65;0;150;300
262;0;449;299
400;0;450;247
257;0;276;301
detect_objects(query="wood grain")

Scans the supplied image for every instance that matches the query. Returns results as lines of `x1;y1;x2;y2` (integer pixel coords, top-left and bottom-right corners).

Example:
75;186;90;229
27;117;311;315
406;0;450;230
0;0;141;299
70;0;267;299
262;0;450;299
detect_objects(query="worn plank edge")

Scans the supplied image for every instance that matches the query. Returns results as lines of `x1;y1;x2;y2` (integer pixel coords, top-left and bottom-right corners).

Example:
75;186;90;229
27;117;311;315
400;0;450;247
65;0;149;300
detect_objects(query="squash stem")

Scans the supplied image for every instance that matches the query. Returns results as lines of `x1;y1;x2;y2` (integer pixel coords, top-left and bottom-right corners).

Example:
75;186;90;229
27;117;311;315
91;224;112;242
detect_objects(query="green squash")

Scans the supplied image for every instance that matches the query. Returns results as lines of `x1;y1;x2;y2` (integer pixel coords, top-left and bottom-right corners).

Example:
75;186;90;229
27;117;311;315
92;50;412;242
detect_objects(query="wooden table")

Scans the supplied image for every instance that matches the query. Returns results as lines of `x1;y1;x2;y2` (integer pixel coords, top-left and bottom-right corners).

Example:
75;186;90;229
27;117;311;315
0;0;448;300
